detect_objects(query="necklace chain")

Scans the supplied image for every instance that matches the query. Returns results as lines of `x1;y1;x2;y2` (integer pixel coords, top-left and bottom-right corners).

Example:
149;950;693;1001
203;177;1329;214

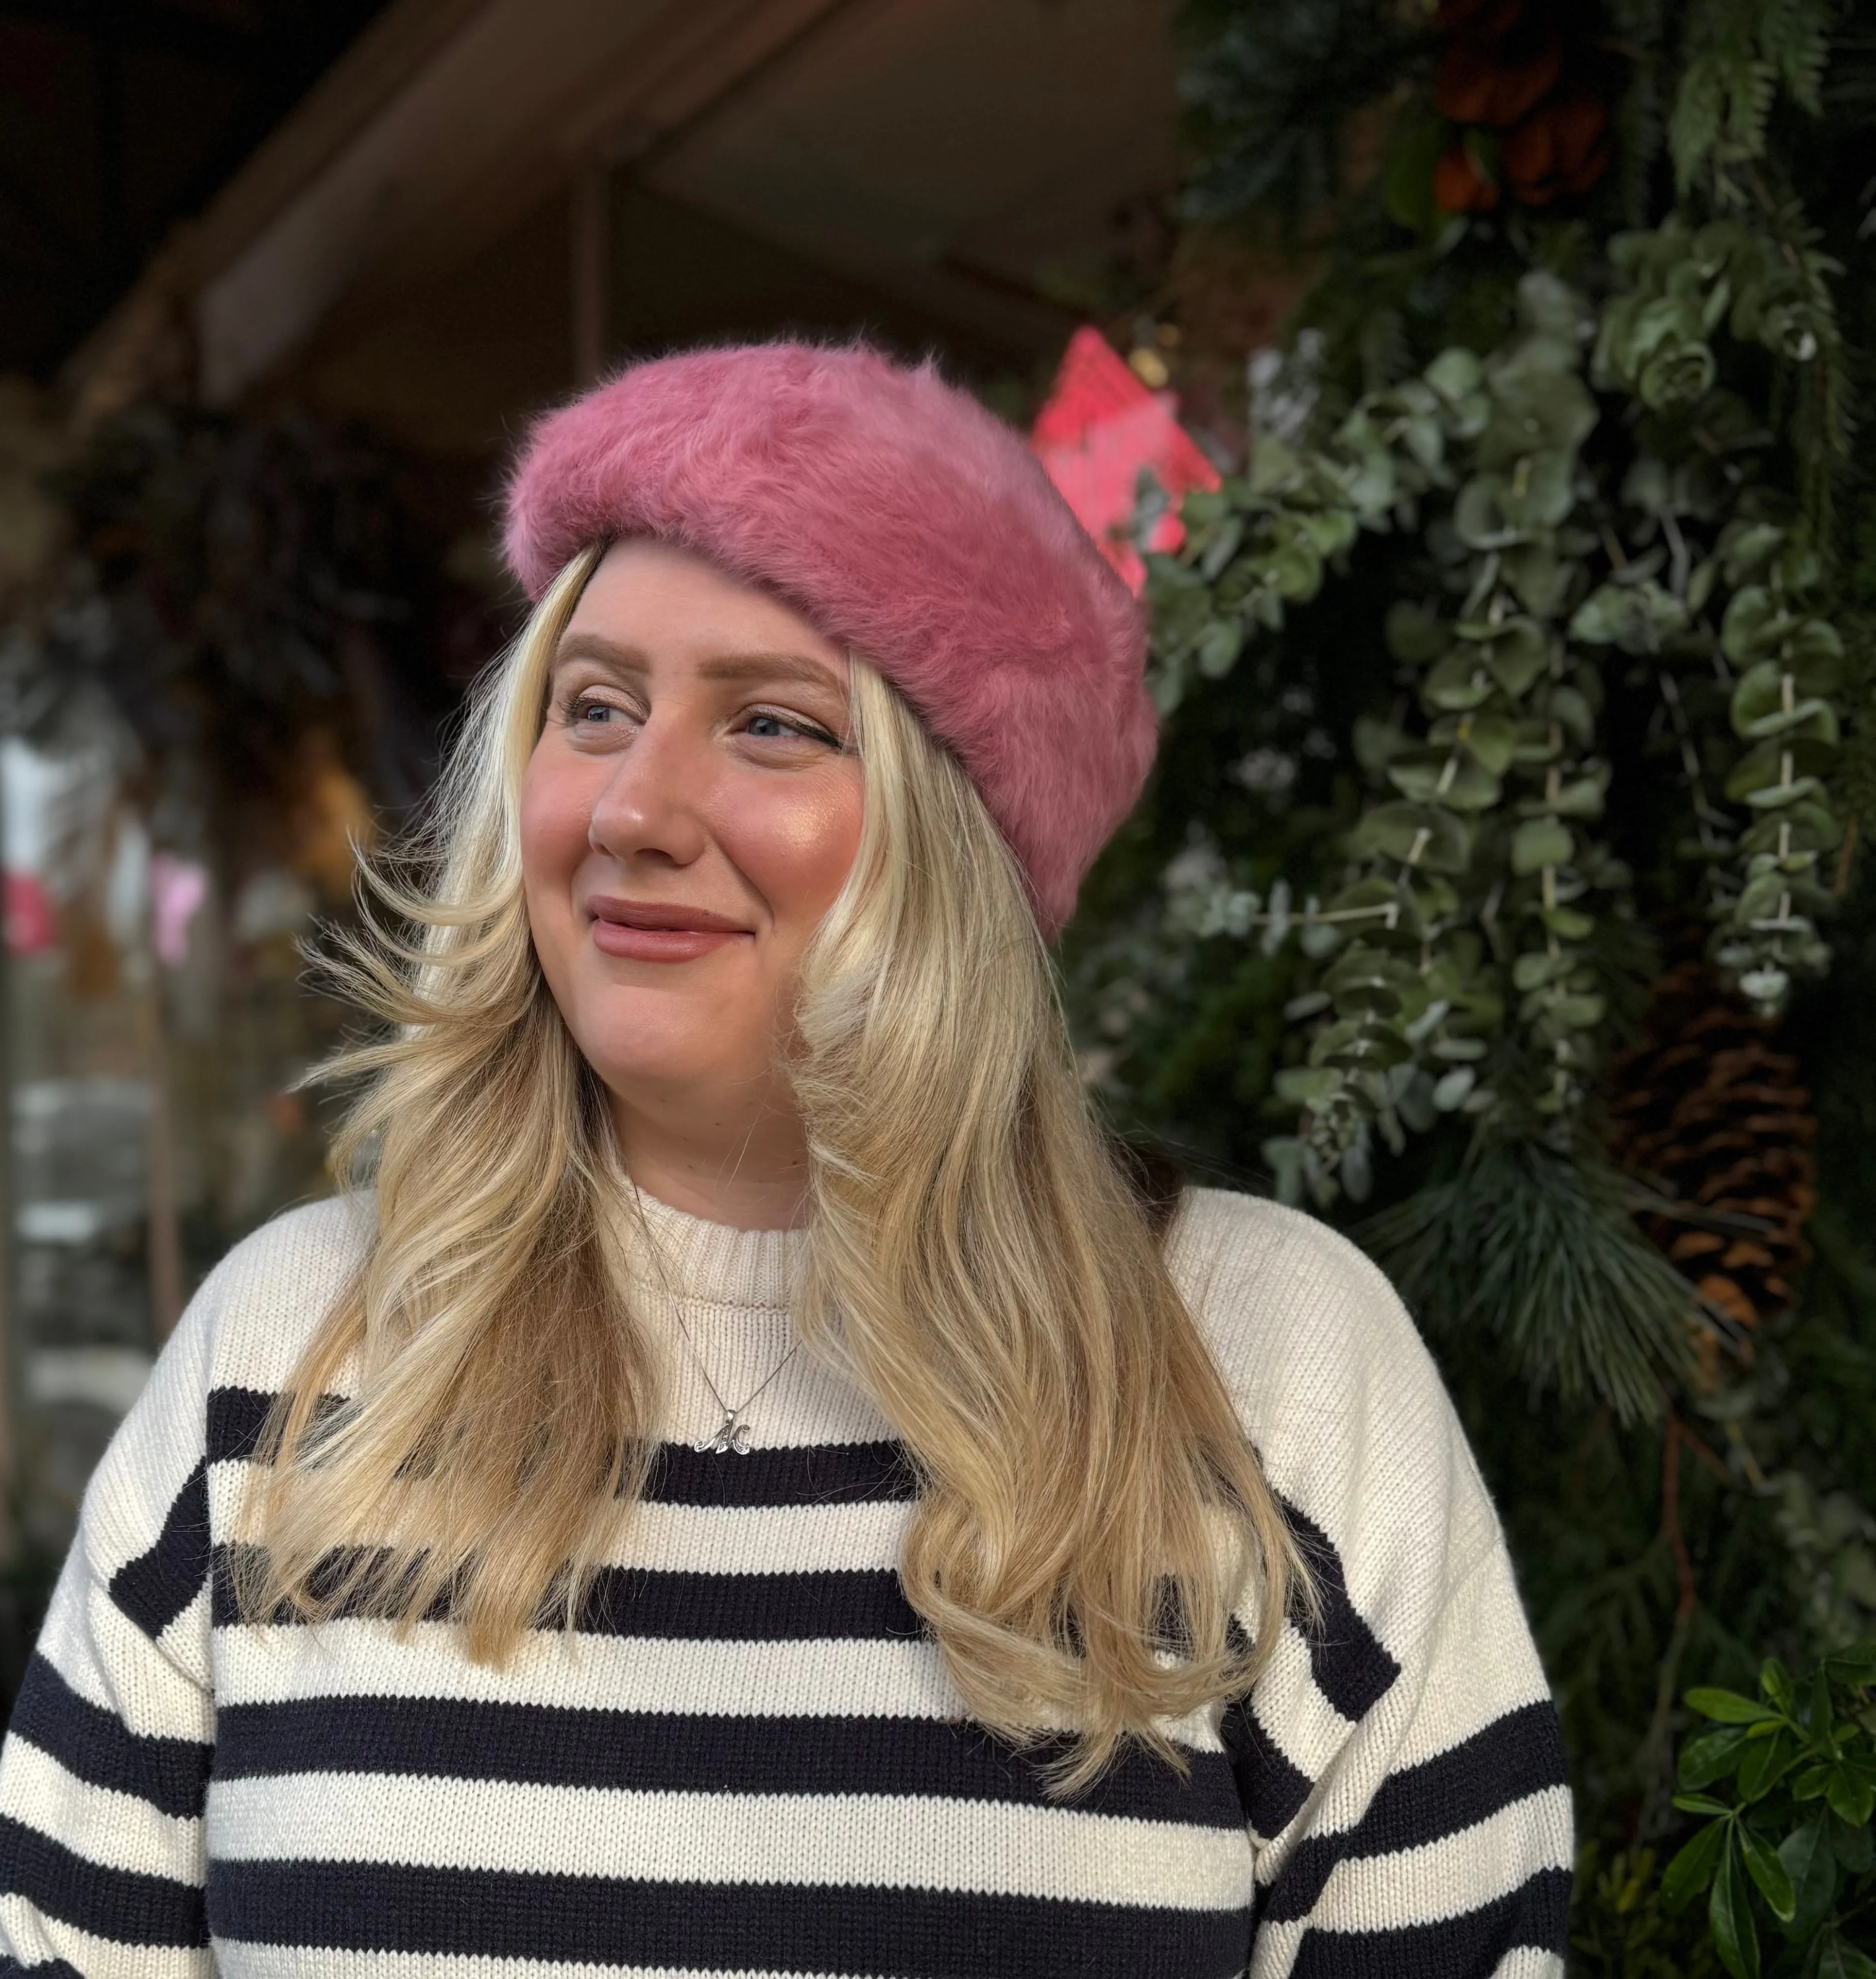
673;1310;802;1456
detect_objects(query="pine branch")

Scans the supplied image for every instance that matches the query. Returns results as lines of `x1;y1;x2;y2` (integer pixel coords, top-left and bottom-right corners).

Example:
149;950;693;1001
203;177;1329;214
1358;1136;1703;1421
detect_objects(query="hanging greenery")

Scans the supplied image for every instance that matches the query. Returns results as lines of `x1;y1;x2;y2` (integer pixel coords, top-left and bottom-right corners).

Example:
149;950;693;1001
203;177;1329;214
1067;0;1876;1969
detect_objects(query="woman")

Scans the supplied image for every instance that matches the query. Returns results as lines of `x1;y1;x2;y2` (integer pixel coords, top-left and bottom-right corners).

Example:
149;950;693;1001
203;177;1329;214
0;344;1571;1977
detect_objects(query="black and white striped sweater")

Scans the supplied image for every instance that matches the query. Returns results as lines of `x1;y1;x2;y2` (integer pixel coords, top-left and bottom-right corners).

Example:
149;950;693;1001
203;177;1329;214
0;1184;1572;1978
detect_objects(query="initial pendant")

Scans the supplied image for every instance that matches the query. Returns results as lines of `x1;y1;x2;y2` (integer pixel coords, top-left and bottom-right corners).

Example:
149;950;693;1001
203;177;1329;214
695;1411;753;1456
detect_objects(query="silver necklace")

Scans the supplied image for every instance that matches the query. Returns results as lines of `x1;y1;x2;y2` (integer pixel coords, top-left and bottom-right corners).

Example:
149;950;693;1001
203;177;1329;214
673;1313;802;1456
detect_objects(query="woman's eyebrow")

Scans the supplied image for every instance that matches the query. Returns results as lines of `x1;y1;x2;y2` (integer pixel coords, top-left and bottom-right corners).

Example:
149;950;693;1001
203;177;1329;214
697;652;846;693
551;634;843;695
551;632;647;674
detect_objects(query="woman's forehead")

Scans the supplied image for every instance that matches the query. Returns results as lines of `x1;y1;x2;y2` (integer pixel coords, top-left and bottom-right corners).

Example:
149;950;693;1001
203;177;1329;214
561;538;848;684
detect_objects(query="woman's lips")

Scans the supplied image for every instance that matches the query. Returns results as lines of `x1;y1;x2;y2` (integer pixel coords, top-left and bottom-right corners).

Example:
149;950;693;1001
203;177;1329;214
586;897;751;964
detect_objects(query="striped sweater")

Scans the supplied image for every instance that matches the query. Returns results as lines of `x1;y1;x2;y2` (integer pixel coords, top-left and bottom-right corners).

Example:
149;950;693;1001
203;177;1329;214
0;1184;1572;1978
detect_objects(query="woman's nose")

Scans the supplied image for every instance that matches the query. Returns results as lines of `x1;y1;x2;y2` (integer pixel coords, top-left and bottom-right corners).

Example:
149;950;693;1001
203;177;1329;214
586;715;711;869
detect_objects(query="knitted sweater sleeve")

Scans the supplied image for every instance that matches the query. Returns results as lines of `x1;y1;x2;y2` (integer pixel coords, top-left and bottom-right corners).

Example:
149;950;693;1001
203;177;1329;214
1172;1191;1574;1979
0;1243;228;1974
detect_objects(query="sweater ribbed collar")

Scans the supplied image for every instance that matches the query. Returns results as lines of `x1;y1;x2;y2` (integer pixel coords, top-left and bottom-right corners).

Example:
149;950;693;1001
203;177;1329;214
620;1182;804;1312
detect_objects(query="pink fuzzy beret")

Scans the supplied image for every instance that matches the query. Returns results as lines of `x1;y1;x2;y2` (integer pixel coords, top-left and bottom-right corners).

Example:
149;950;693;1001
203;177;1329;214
502;342;1156;937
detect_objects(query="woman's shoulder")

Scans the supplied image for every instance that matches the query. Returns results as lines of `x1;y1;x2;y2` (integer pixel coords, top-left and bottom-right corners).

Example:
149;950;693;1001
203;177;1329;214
1166;1185;1501;1596
186;1190;377;1392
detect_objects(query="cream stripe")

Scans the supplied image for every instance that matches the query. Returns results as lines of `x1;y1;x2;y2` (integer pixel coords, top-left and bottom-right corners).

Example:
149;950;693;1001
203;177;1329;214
213;1620;966;1718
1490;1947;1567;1978
0;1891;206;1979
209;1620;1227;1753
218;1949;855;1979
0;1738;202;1883
1306;1788;1575;1929
205;1774;1256;1910
35;1600;214;1744
205;1465;912;1575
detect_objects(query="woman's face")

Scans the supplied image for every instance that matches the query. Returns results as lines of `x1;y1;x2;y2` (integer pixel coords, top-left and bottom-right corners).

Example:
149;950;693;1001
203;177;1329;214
520;537;863;1127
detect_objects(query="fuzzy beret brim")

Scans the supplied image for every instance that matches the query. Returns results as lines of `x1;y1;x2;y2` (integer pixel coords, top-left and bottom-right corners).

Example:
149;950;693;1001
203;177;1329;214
502;341;1156;937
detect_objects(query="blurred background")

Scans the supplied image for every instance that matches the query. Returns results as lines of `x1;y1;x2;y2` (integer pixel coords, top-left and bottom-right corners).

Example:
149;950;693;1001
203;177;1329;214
0;0;1279;1577
3;1;1876;1968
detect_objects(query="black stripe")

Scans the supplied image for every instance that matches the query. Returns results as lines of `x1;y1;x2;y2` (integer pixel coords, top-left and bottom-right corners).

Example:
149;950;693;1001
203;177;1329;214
0;1814;207;1949
211;1549;926;1640
205;1388;352;1468
208;1385;919;1509
206;1386;274;1464
1361;1700;1567;1852
8;1655;211;1820
206;1861;1253;1975
1220;1693;1314;1838
0;1962;83;1977
1263;1698;1567;1924
107;1463;210;1642
211;1693;1245;1829
642;1439;918;1505
1263;1700;1569;1923
1279;1497;1400;1722
1287;1865;1571;1976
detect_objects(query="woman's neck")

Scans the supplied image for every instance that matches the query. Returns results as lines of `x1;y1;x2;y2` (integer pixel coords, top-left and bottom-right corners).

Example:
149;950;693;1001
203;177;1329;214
608;1085;812;1231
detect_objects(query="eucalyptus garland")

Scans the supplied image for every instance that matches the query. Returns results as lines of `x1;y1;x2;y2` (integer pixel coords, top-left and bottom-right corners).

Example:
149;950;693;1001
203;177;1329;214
1144;214;1851;1202
1573;211;1848;1014
1149;271;1639;1203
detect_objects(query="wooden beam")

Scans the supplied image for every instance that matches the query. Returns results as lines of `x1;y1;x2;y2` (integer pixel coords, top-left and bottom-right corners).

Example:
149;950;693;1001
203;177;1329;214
190;0;895;403
569;162;608;387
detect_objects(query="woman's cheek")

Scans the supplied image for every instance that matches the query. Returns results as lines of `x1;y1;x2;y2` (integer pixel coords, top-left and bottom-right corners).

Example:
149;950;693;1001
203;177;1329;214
714;773;863;927
518;751;597;959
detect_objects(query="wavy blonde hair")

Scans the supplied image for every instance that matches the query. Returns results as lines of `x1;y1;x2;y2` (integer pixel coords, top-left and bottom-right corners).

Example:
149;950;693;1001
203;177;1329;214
242;543;1306;1792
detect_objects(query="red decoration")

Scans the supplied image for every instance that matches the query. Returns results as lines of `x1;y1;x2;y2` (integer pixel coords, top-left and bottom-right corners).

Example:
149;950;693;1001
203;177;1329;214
1435;144;1501;213
1425;0;1609;214
5;870;54;955
1433;27;1562;128
1031;327;1220;595
1501;87;1610;204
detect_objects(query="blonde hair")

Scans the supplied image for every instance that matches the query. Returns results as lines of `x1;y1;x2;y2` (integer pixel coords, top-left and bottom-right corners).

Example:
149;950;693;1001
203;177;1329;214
242;543;1306;1792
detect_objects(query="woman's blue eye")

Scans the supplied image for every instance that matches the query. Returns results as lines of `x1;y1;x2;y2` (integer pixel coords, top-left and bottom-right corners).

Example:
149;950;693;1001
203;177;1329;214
748;714;800;740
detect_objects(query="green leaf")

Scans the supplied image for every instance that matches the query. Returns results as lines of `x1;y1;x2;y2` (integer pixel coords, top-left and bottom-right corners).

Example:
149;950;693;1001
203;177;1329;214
1760;1657;1796;1714
1662;1820;1728;1911
1824;1763;1875;1827
1724;737;1837;805
1543;992;1608;1031
1674;1793;1736;1818
1422;654;1495;712
1831;1816;1874;1872
1681;1724;1754;1789
1738;1730;1796;1802
1539;903;1595;939
1738;1827;1795;1922
1478;619;1549;697
1384;114;1447;235
1386;601;1450;663
1688;1689;1782;1726
1552;770;1611;819
1385;748;1501;810
1425;347;1484;402
1196;620;1245;678
1247;436;1299;496
1722;588;1789;664
1822;1642;1876;1685
1816;1932;1876;1979
1777;1818;1838;1944
1709;1830;1759;1979
1461;711;1518;776
1350;804;1471;875
1512;819;1575;876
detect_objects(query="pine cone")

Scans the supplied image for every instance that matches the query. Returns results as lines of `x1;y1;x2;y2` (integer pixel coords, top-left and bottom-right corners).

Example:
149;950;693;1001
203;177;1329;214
1604;951;1817;1359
